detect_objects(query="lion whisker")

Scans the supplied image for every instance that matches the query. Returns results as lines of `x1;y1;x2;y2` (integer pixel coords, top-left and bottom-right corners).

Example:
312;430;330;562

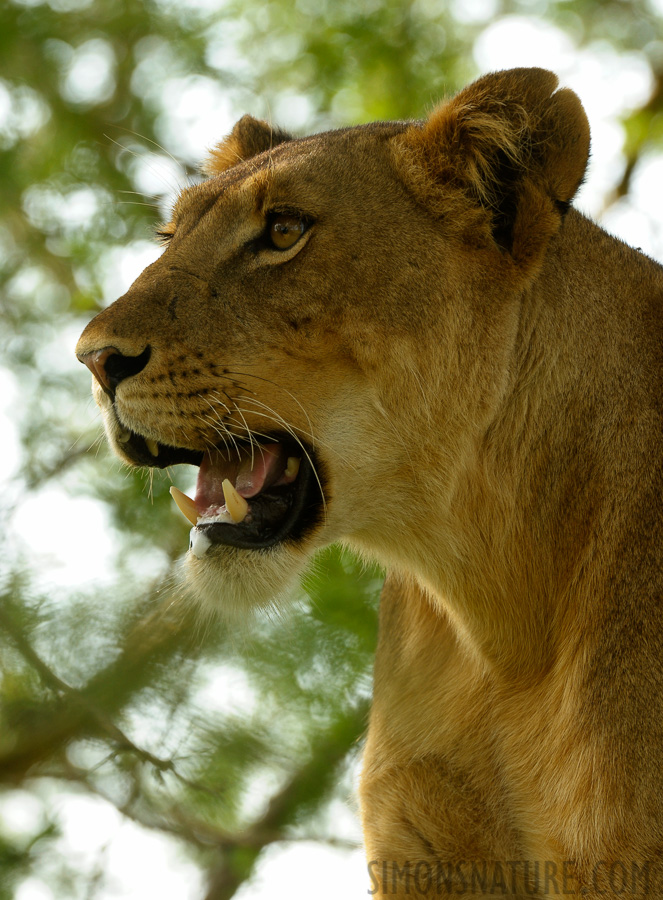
117;200;164;211
225;399;264;470
236;396;354;472
212;398;327;519
231;406;327;520
108;126;195;187
199;397;254;465
103;133;186;197
224;370;316;445
193;412;238;461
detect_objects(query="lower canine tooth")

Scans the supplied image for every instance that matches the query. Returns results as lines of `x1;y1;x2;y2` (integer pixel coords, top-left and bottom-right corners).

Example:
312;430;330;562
222;479;249;523
170;486;198;526
285;457;300;480
146;438;159;457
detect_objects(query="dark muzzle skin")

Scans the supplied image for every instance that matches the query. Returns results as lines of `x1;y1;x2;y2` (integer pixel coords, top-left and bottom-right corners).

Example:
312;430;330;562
78;346;152;399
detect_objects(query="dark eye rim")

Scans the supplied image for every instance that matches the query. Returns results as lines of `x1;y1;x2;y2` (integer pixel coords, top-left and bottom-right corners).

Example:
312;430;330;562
262;211;314;252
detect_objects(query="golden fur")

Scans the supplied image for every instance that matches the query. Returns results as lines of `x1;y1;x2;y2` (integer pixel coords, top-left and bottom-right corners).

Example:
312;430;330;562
76;68;663;895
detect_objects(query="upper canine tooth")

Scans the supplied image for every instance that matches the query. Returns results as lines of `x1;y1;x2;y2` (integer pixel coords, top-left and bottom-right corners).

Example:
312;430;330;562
146;438;159;457
169;486;198;526
222;479;249;524
285;457;301;480
118;429;131;443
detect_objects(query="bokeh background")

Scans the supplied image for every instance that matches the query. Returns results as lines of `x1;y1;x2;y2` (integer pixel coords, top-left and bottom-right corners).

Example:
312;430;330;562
1;1;662;898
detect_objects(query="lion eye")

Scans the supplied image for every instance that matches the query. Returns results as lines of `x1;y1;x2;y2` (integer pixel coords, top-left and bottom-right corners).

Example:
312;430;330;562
268;214;307;251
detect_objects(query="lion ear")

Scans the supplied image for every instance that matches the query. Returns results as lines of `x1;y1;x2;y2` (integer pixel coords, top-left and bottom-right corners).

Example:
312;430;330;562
203;115;293;176
394;68;590;266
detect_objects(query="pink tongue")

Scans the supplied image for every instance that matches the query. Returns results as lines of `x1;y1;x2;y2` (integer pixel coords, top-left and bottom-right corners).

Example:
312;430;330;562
195;444;284;516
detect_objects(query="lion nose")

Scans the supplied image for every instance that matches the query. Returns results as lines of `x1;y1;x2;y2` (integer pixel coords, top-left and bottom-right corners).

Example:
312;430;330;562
77;346;151;398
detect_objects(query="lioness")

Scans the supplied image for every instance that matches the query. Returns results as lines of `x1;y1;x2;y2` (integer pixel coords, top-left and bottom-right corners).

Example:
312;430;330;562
76;68;663;896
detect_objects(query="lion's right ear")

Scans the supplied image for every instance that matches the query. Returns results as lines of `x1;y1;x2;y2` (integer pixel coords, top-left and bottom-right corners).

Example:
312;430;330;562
203;115;293;176
393;68;590;271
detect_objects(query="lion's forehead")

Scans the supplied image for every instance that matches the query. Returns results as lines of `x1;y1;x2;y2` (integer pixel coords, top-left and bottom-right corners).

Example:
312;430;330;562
174;120;412;220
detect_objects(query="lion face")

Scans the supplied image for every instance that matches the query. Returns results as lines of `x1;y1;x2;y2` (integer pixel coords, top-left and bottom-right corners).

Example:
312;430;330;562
76;69;589;614
76;121;427;612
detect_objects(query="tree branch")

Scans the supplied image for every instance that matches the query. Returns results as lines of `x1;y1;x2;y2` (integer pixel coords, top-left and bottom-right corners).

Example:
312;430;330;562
0;587;196;783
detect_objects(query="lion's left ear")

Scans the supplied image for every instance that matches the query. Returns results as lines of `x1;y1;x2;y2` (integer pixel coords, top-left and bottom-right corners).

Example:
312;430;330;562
393;68;590;268
203;115;293;176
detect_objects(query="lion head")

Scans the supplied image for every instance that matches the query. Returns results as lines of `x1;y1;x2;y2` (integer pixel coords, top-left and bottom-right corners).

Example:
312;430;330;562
76;68;589;616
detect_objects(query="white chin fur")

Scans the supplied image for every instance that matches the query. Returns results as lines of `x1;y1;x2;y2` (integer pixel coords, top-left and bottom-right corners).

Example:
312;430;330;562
183;542;309;621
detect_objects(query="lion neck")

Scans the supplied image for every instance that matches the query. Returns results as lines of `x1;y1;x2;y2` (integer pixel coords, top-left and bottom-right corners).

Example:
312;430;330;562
356;211;663;681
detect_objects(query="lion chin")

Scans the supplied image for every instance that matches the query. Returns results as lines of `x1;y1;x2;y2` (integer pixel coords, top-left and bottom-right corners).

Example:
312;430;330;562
77;67;663;895
183;540;309;620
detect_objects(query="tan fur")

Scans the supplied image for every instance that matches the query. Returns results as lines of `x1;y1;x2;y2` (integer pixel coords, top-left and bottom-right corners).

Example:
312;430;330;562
76;69;663;895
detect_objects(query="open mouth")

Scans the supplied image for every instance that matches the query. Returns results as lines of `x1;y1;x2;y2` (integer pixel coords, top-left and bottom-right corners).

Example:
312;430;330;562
115;427;324;555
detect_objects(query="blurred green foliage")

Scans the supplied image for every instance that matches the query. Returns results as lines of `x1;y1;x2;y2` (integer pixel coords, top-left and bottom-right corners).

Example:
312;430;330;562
0;0;661;897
